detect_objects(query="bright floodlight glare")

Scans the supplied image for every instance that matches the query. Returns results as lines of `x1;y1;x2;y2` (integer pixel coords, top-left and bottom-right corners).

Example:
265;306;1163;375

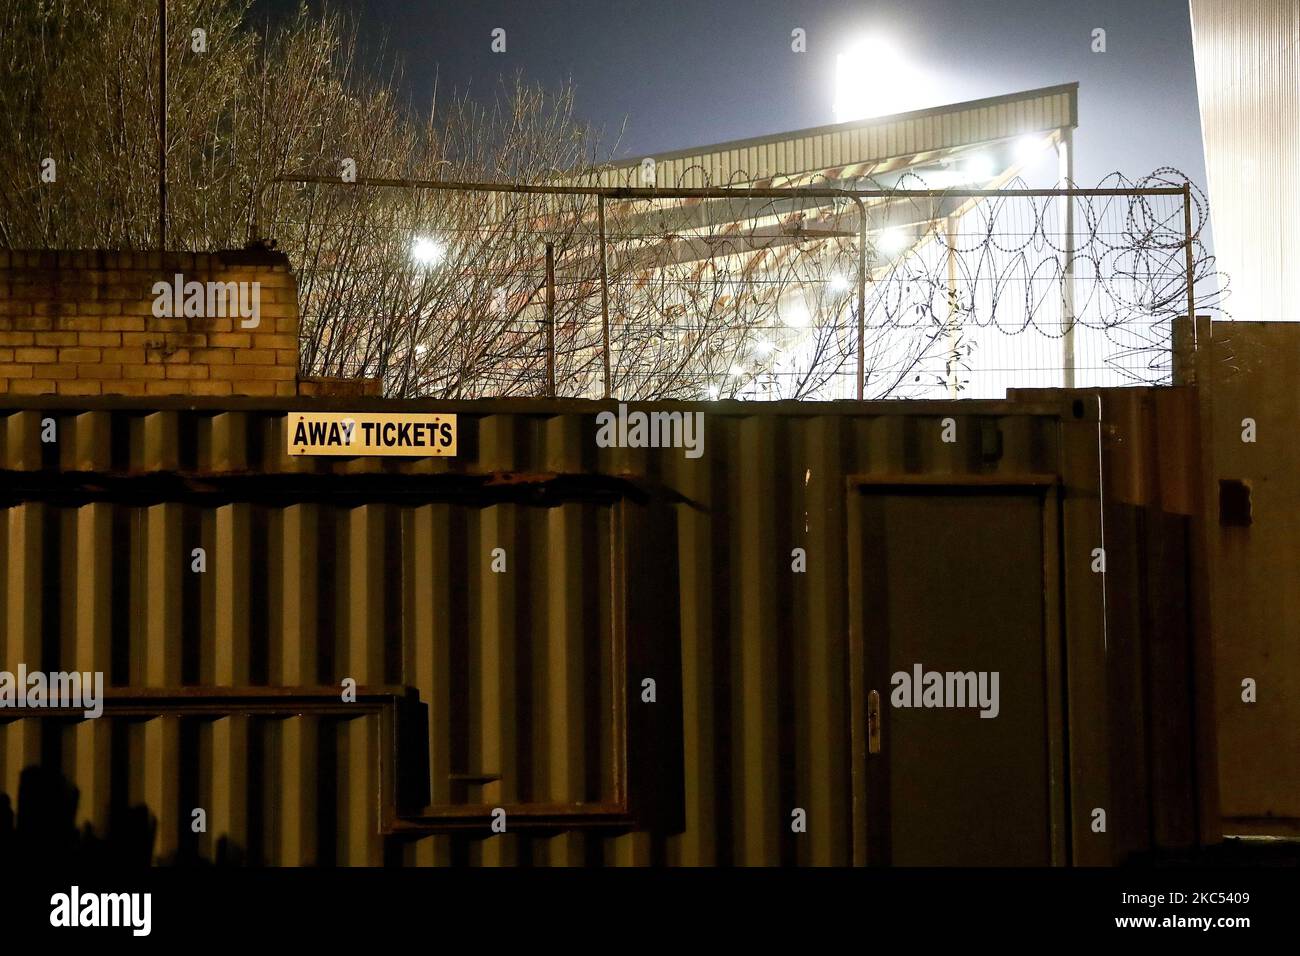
783;298;812;329
879;227;908;255
833;36;936;122
962;152;995;183
752;339;776;358
706;385;721;400
411;236;445;266
729;363;748;377
829;273;851;293
1014;135;1044;164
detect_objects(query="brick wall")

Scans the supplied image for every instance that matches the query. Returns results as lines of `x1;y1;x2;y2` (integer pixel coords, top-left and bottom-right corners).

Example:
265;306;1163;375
0;249;304;398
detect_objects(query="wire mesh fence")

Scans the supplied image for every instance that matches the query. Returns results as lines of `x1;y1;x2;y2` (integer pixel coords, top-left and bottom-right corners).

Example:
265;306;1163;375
260;168;1226;400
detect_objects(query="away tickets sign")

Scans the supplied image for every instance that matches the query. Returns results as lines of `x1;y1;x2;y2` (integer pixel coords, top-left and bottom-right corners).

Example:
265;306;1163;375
287;412;458;457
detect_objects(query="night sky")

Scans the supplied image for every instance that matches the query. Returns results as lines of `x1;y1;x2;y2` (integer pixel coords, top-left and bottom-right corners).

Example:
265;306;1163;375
251;0;1208;190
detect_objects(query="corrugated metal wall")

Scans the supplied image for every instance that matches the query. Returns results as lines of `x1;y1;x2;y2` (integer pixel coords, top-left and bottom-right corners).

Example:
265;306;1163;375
0;395;1206;865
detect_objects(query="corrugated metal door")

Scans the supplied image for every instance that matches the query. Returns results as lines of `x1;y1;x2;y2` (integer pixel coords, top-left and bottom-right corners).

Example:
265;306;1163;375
851;481;1066;865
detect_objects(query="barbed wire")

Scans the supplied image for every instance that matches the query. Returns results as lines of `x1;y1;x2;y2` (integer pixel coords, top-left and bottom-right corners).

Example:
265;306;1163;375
268;165;1228;400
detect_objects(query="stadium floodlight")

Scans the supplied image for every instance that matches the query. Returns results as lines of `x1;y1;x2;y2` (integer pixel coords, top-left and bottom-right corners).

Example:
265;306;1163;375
1015;135;1045;164
962;152;995;183
833;36;936;122
878;227;909;255
783;298;813;329
411;236;446;266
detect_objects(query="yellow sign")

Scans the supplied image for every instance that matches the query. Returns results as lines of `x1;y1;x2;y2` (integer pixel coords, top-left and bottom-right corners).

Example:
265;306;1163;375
287;412;457;457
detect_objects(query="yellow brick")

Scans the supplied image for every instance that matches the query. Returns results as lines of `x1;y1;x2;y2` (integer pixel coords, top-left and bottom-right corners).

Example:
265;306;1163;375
15;317;53;331
76;364;123;380
9;379;56;394
144;381;189;395
103;348;147;364
189;348;234;365
252;333;298;350
101;380;148;396
56;380;103;396
275;381;297;397
121;365;166;380
231;380;277;396
0;332;34;346
246;302;295;319
58;347;100;363
208;333;251;348
144;316;188;331
121;332;166;348
189;317;234;334
233;350;275;365
164;365;209;380
249;365;296;381
78;331;121;347
71;302;121;317
275;349;298;365
163;333;207;349
44;365;78;380
102;317;145;331
14;347;56;362
12;283;54;300
148;349;189;364
0;363;34;378
48;316;101;330
187;381;234;396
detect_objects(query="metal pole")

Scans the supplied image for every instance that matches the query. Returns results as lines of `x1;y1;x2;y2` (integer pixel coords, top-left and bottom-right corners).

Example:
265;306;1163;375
1183;183;1197;352
258;174;1189;211
598;196;612;399
158;0;167;251
545;242;556;398
946;214;960;398
1058;129;1075;389
855;198;867;401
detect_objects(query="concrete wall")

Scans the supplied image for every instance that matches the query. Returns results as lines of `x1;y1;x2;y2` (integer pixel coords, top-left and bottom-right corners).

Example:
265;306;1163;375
1195;321;1300;834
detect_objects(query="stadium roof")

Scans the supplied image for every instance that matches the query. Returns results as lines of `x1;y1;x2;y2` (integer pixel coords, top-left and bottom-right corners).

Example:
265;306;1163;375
596;82;1079;190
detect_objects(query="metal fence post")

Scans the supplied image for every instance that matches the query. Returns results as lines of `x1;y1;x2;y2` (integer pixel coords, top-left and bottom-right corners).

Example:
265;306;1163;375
1183;183;1197;352
598;195;612;399
545;242;556;398
854;197;867;401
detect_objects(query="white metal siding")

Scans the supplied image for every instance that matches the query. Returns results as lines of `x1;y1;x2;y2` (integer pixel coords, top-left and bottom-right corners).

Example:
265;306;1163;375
597;85;1077;188
1191;0;1300;320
